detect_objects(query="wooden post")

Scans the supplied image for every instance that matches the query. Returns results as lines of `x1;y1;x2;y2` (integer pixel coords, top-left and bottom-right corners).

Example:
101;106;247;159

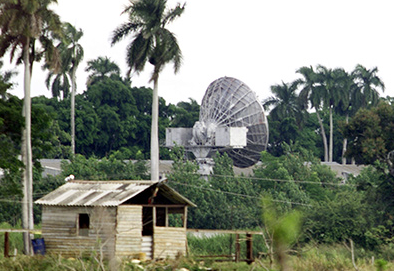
235;234;240;262
4;232;9;258
246;233;253;264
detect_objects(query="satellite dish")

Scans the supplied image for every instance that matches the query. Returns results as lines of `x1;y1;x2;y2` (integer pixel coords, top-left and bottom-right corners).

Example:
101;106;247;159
166;77;269;175
199;77;269;168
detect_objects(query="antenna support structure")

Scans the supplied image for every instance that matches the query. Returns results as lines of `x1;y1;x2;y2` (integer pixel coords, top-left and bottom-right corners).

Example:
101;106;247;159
166;77;269;178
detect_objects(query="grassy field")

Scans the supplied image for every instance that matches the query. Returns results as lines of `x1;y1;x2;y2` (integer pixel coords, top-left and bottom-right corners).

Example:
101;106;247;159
0;251;392;271
0;225;393;270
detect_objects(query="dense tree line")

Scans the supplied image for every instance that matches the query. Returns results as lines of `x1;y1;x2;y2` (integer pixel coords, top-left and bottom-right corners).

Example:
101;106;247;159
264;64;385;163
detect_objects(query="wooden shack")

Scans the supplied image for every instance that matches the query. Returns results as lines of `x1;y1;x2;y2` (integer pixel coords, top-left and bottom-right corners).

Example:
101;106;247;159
35;180;196;259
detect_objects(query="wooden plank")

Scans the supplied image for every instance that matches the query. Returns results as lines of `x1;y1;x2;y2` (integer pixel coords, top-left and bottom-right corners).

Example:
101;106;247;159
0;229;42;234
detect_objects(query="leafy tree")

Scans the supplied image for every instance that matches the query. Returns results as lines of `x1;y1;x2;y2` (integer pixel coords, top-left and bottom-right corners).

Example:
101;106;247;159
254;151;311;212
61;154;148;180
0;59;17;99
343;102;394;165
168;147;263;229
0;95;69;225
0;96;23;174
304;189;369;245
0;0;62;252
170;98;200;128
266;116;299;156
111;0;185;181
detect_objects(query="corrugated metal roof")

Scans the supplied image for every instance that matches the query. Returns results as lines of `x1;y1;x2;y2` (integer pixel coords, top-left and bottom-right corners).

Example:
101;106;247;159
35;180;195;207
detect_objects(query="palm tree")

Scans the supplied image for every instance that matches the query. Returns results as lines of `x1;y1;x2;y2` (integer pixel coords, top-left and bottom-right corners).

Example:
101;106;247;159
262;80;305;126
45;62;70;99
62;23;84;156
111;0;185;181
317;66;349;162
85;56;120;86
352;64;385;109
297;66;329;162
45;23;84;156
334;71;356;164
0;0;62;254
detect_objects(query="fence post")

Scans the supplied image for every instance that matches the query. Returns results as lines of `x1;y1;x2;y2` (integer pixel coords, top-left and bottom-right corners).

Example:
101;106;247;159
4;232;10;258
235;234;240;262
246;233;253;264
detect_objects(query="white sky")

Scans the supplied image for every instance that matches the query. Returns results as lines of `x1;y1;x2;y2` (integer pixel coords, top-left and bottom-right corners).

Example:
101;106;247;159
4;0;394;105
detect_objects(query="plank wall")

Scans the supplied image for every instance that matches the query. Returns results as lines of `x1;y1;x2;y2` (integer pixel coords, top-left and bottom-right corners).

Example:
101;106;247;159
41;206;116;258
115;205;143;258
153;226;186;259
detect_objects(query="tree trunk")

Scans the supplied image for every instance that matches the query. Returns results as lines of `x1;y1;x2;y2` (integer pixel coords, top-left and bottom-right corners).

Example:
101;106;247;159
316;110;328;162
71;66;76;156
22;40;33;255
329;106;333;162
150;77;160;181
342;114;349;165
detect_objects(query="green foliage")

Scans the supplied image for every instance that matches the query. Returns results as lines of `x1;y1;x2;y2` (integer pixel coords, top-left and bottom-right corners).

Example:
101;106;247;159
0;96;23;172
254;151;311;212
62;154;148;180
0;222;24;253
304;189;369;244
32;75;199;160
343;102;394;164
169;98;200;128
262;194;302;247
168;148;263;229
267;117;299;156
375;259;389;271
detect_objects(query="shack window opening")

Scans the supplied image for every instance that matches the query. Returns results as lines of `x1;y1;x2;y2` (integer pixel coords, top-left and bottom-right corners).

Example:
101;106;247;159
79;213;90;236
168;207;184;228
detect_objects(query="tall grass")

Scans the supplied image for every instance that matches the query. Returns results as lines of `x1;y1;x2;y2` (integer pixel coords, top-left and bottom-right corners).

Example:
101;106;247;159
0;222;24;254
187;233;268;259
1;232;393;270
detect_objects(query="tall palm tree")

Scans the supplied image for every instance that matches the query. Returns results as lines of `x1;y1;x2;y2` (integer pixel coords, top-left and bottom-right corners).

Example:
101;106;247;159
297;66;329;162
0;0;62;254
61;23;84;156
45;23;85;156
317;66;349;162
334;71;356;164
111;0;185;181
85;56;120;86
352;64;385;109
262;80;305;126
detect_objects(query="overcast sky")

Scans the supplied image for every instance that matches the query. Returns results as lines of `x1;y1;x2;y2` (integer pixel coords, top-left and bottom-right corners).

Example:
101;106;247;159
5;0;394;105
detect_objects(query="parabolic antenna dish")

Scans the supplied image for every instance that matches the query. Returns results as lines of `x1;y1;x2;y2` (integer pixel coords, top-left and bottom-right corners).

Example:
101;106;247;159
200;77;269;168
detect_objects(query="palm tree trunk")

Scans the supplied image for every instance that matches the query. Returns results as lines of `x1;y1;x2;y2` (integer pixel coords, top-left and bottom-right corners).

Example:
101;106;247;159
151;77;160;181
22;41;33;255
71;66;76;156
342;114;349;165
316;110;328;162
329;106;333;162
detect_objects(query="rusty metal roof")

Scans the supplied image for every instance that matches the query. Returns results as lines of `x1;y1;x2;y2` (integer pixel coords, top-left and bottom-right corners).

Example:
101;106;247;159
35;180;196;207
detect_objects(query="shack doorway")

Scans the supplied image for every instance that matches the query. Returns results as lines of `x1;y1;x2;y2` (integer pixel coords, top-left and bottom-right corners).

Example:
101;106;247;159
142;207;153;259
142;207;153;236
